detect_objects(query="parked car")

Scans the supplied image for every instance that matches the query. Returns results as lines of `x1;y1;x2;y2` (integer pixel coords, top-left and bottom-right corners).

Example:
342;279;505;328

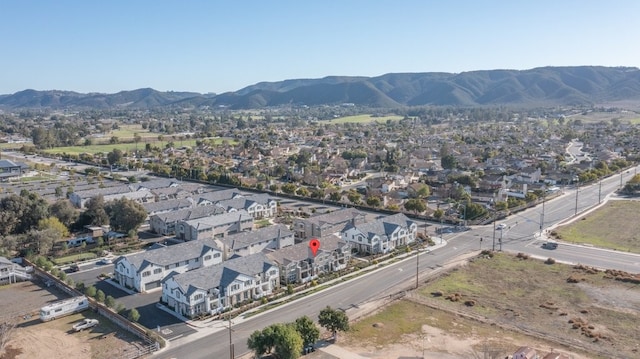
497;223;507;230
72;318;99;332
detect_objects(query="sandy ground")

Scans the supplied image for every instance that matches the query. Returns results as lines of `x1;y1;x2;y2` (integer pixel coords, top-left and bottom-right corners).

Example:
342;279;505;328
2;328;91;359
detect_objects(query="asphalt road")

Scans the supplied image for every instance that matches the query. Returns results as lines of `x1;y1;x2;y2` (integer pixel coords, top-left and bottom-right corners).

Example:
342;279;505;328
155;165;640;359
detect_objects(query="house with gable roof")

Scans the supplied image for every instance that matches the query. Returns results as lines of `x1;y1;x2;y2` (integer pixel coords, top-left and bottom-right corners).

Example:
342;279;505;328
113;238;223;292
161;252;279;318
176;210;254;241
293;208;366;240
341;213;417;254
149;205;225;236
266;234;351;284
215;194;277;219
216;224;294;259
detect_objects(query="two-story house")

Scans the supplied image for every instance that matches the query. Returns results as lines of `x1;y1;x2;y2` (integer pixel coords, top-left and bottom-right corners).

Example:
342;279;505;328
176;210;254;241
161;252;279;318
293;208;366;240
149;205;226;236
113;238;223;292
216;224;294;259
341;213;417;254
215;194;277;219
266;234;351;284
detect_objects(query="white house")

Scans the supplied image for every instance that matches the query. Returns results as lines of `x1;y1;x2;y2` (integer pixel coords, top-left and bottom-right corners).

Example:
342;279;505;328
215;194;277;219
113;238;223;292
216;224;294;259
341;213;417;254
161;253;279;319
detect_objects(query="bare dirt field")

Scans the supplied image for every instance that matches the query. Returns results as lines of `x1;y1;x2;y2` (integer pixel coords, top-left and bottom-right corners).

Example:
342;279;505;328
338;252;640;359
0;281;148;359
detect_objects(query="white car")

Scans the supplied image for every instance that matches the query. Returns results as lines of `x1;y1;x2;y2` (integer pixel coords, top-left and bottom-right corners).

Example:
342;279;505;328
99;258;113;265
497;223;507;230
72;318;99;332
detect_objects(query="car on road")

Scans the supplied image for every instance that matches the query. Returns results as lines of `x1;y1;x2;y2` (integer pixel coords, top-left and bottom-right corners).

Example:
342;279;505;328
69;264;80;272
98;258;113;265
542;241;558;249
497;223;507;230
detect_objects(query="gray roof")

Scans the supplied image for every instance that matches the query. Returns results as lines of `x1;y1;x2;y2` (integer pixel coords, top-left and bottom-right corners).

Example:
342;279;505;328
166;252;275;296
133;178;180;190
184;209;253;229
221;224;293;250
143;198;194;214
73;184;132;198
0;159;18;168
0;256;13;265
215;194;274;212
345;213;414;240
116;237;221;272
151;205;225;223
266;234;344;265
305;208;363;227
196;188;243;204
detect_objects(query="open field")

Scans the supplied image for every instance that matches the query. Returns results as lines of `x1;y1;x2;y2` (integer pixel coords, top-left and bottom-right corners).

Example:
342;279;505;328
43;136;236;155
340;252;640;358
0;281;148;359
328;114;404;124
552;200;640;253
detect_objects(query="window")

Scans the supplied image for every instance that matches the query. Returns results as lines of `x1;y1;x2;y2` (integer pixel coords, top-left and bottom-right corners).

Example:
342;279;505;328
142;271;150;277
269;270;276;276
204;255;212;261
165;265;170;270
214;253;221;258
153;268;162;274
194;294;203;301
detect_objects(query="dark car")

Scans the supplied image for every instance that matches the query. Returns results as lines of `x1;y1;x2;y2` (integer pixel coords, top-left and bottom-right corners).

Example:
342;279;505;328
69;264;80;272
542;241;558;249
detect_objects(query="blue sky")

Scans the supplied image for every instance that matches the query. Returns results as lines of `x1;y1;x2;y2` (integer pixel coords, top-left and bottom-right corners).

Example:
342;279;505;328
1;0;639;94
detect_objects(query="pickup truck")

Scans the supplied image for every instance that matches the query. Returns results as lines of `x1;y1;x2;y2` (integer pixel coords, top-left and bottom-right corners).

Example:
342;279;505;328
72;318;99;332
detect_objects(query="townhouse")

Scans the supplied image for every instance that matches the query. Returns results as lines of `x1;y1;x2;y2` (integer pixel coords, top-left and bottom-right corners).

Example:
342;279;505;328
293;208;366;240
161;252;279;318
216;224;294;259
341;213;417;254
215;194;277;219
176;209;254;241
266;234;351;284
113;238;223;292
149;205;225;236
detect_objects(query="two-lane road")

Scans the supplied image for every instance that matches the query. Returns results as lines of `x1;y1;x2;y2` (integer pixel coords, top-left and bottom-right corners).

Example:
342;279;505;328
155;165;640;359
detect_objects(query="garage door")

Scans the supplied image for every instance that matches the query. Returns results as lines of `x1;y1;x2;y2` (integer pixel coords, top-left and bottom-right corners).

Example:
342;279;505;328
144;280;161;291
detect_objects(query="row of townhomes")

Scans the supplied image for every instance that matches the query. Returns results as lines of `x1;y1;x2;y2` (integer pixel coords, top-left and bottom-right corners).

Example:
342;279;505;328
112;191;417;319
162;252;279;318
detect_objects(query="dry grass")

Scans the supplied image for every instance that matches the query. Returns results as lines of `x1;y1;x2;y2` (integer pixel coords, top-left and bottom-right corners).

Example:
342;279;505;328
552;200;640;252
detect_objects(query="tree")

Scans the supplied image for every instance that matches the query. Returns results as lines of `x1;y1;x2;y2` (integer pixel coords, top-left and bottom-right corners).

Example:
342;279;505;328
294;316;320;348
26;228;59;255
415;184;431;198
329;192;342;202
105;197;147;233
281;183;297;194
318;306;349;340
50;200;79;228
0;320;16;353
366;196;381;207
81;195;109;226
248;323;303;359
404;198;426;214
107;148;124;166
105;295;116;308
38;217;70;239
95;289;106;303
85;285;97;298
128;308;140;322
347;190;361;205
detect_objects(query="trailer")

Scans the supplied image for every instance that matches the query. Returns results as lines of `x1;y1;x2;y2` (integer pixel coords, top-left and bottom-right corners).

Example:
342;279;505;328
40;296;89;322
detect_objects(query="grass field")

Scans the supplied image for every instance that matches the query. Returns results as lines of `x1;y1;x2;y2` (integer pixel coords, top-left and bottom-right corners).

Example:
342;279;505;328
344;253;640;358
552;200;640;252
42;137;235;155
328;114;404;124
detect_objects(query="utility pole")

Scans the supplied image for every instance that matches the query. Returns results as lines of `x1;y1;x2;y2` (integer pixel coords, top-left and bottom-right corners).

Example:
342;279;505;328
499;228;503;251
598;180;602;204
492;214;496;251
574;180;579;216
540;188;546;236
228;313;234;359
415;248;420;289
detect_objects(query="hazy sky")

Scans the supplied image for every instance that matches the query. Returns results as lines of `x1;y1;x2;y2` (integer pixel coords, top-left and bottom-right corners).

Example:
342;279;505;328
2;0;639;94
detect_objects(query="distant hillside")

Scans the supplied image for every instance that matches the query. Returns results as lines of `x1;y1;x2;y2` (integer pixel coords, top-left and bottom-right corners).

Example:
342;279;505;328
2;66;640;109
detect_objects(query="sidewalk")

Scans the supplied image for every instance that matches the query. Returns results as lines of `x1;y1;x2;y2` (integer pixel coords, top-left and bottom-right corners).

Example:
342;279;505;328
159;238;449;350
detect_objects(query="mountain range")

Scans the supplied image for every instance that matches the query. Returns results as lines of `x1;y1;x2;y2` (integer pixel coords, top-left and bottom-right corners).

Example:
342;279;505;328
2;66;640;110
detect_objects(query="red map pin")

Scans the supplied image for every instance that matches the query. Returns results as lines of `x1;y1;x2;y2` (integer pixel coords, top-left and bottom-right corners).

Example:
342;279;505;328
309;238;320;257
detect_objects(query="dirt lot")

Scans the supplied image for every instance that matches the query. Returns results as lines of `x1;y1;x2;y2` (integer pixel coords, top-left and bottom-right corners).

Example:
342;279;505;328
0;281;149;359
339;252;640;359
